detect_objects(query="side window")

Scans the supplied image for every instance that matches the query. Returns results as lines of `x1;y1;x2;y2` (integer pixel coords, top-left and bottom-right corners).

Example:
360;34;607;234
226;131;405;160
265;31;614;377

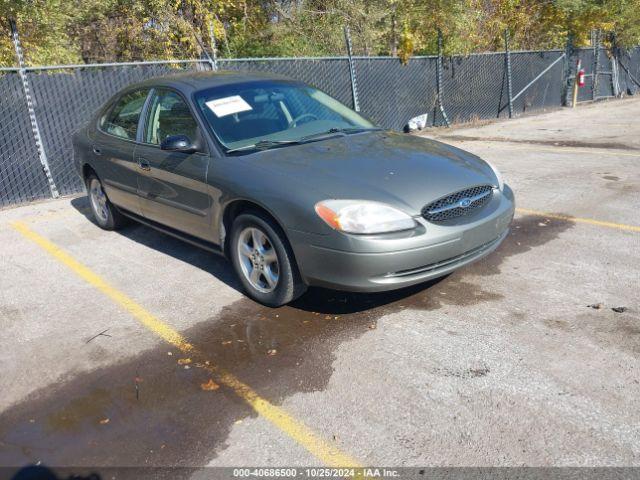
145;90;199;145
102;89;149;140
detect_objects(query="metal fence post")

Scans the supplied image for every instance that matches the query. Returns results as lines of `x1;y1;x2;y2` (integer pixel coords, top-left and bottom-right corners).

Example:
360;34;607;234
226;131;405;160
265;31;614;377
592;29;601;101
436;29;450;127
208;20;218;71
343;26;360;112
9;19;59;199
562;33;575;106
504;29;514;118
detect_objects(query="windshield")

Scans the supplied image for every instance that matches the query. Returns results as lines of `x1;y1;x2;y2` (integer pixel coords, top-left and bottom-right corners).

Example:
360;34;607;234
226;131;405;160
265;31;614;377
194;80;376;152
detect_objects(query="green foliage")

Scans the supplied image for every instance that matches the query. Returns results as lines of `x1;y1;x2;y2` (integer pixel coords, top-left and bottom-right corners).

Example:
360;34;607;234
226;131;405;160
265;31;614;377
0;0;638;66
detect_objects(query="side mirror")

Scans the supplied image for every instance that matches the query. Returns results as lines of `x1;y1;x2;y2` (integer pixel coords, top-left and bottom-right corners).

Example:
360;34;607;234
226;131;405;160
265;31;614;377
160;134;199;153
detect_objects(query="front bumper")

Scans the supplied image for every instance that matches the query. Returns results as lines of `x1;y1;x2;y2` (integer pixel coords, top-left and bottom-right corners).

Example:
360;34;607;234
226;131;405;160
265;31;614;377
289;185;515;292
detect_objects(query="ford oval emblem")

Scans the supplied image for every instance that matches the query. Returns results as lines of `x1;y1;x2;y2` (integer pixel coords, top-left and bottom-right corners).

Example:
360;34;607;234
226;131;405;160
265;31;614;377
459;198;472;208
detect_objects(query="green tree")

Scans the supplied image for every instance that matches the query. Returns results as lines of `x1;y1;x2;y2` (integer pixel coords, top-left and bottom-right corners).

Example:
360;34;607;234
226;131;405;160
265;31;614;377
1;0;639;66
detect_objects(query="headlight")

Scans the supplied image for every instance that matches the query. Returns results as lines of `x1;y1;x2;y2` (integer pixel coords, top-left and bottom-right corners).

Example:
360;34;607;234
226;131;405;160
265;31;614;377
315;200;417;234
485;160;504;191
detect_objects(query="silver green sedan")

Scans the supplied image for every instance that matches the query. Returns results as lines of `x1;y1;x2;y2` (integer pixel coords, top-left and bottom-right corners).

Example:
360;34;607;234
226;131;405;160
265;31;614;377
73;71;514;306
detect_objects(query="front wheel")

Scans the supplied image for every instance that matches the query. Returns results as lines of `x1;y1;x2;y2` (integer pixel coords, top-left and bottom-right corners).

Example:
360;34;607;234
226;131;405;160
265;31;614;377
230;212;306;307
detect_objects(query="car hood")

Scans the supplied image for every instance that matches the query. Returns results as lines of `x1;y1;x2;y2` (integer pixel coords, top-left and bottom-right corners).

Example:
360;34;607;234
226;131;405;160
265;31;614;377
240;131;498;214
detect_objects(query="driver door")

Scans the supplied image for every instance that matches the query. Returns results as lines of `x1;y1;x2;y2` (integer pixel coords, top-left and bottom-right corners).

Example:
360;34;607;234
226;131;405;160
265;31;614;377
136;88;212;240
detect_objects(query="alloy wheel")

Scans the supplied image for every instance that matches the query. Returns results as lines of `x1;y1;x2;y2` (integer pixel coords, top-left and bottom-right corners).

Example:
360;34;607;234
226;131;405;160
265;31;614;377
236;227;280;293
89;178;109;223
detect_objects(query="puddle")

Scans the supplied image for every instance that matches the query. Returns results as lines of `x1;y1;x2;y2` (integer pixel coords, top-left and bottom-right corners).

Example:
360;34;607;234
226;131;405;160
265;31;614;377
0;214;573;469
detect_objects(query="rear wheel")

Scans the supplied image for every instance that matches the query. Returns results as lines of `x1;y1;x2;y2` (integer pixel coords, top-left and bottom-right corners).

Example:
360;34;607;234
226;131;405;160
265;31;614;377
87;175;127;230
230;212;306;307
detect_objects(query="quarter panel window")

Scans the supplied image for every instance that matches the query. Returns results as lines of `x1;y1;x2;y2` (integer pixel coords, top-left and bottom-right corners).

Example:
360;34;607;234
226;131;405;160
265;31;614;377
145;90;199;145
102;89;149;140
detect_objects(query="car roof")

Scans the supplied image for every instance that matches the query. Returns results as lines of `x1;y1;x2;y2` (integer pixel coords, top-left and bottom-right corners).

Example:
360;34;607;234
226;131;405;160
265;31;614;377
129;70;298;95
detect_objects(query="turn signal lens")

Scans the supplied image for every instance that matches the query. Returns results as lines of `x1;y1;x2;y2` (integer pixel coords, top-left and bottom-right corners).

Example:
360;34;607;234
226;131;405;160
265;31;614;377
314;203;341;230
315;200;416;234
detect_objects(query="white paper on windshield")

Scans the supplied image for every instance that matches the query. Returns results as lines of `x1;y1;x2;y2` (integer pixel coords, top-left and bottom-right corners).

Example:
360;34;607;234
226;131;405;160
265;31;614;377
206;95;252;117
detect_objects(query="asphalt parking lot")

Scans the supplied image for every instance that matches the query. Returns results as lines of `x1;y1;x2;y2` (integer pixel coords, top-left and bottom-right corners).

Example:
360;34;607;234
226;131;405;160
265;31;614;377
1;98;639;475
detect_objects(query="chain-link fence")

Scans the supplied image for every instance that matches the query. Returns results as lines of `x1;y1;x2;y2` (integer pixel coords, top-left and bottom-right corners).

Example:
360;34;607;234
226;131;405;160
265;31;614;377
617;46;640;96
354;56;439;129
0;71;51;206
2;23;639;208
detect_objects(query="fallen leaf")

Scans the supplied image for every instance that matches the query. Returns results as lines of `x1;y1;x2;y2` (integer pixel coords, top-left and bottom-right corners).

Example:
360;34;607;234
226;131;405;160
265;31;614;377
200;379;220;391
99;418;110;425
177;358;192;365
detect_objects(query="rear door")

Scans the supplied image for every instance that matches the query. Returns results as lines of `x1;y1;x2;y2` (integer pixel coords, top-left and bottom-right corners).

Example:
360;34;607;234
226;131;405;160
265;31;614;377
92;88;151;215
136;88;212;240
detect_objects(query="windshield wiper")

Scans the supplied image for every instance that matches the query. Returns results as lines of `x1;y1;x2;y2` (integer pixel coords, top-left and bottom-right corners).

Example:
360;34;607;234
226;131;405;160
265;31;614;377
337;127;383;134
226;139;299;153
298;127;382;143
226;127;382;154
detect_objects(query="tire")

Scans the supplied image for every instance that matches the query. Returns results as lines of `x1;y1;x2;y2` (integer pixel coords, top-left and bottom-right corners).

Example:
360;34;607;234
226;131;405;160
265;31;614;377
230;211;307;307
86;174;127;230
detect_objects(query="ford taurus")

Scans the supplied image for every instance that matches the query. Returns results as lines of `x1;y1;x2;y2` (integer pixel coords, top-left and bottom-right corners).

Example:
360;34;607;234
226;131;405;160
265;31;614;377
73;71;514;306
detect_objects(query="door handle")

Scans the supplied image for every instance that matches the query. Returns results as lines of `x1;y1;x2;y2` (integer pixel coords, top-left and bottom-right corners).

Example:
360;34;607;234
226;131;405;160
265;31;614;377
92;146;102;155
137;158;151;171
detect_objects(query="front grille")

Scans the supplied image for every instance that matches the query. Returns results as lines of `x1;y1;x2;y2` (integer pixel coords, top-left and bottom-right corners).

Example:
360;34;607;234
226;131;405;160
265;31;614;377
422;185;493;222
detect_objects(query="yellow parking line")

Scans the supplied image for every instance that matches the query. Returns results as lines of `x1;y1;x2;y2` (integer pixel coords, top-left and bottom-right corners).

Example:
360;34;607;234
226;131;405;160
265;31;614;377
11;220;361;468
516;208;640;233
